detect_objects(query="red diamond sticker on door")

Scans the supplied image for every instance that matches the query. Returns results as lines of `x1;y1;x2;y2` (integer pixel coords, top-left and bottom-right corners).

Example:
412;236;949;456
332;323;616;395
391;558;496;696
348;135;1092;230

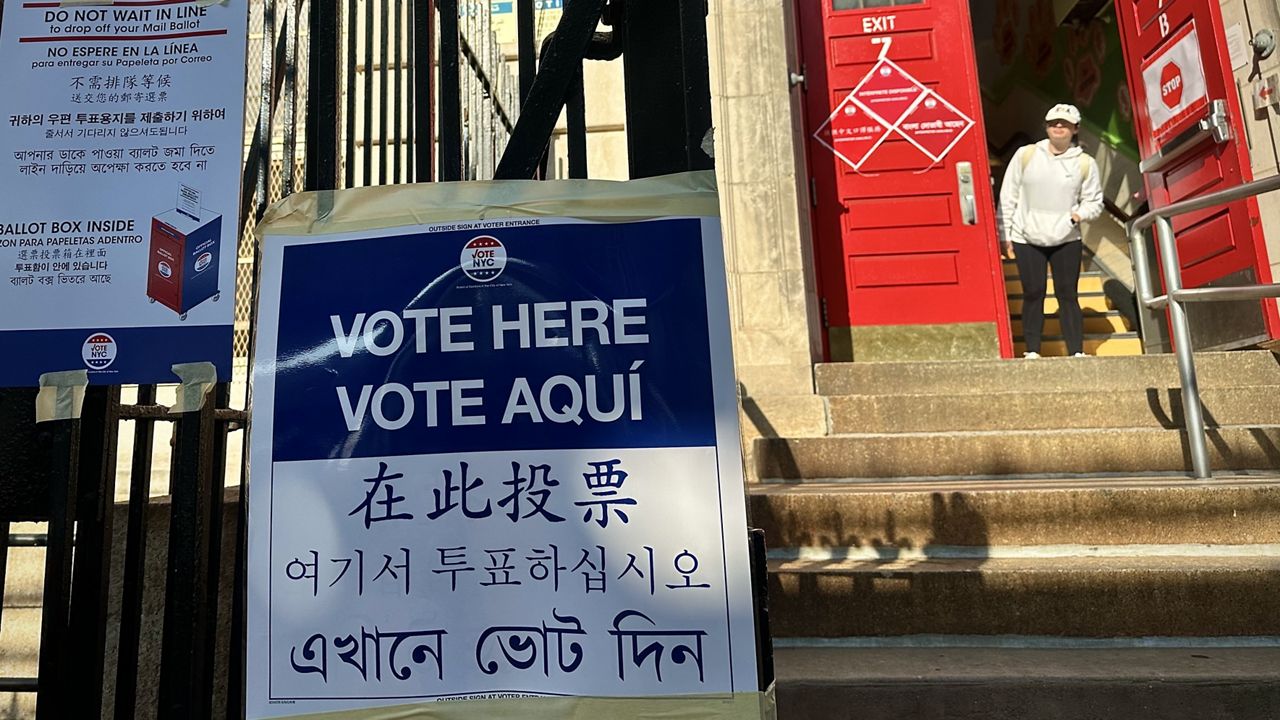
813;95;892;170
895;90;975;162
850;59;927;126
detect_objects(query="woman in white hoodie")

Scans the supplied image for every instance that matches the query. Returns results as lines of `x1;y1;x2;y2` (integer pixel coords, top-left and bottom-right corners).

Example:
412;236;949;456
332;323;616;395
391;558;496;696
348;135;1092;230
999;103;1104;358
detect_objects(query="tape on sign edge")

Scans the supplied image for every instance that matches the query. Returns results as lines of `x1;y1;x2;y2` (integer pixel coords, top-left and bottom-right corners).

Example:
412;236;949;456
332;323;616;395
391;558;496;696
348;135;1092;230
170;361;217;414
264;688;777;720
255;170;721;241
35;370;89;422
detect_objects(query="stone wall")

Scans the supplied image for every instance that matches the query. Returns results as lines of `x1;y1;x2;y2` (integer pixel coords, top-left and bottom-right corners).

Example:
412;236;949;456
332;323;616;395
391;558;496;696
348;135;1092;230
707;0;821;399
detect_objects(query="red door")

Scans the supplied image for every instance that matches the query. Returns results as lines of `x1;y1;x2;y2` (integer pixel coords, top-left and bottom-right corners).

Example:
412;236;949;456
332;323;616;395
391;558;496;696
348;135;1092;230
798;0;1011;361
1115;0;1280;348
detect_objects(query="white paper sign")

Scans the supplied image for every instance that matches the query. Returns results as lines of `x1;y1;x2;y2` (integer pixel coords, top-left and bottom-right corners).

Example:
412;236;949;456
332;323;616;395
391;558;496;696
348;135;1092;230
1141;23;1209;143
247;204;759;718
178;183;202;221
1226;23;1249;71
0;0;248;385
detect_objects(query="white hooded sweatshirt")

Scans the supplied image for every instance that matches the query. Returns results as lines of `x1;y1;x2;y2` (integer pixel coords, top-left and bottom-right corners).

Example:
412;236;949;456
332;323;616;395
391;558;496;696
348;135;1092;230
999;139;1104;247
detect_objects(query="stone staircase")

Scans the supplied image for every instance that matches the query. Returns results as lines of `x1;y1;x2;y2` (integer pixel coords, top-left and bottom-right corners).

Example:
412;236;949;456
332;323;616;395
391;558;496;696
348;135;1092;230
750;351;1280;718
1003;257;1142;357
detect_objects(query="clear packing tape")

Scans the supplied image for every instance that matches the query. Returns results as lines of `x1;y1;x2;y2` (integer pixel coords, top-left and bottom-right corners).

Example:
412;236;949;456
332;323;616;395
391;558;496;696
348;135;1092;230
170;361;217;413
36;369;88;422
273;688;776;720
256;171;721;239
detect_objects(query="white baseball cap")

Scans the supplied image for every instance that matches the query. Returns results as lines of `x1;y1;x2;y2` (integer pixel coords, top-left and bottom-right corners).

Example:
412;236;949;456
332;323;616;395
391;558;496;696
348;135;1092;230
1045;103;1081;125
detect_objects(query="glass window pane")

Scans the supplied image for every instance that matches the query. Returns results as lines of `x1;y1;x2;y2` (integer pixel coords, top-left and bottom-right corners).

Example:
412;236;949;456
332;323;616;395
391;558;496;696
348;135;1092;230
833;0;924;11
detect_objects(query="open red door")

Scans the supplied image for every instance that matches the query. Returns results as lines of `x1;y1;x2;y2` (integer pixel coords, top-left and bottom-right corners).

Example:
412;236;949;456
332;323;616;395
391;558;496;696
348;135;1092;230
797;0;1011;361
1115;0;1280;349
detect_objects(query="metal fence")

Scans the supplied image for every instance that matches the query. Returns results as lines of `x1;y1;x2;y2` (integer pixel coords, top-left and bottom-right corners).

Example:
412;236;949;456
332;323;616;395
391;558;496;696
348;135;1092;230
0;0;736;717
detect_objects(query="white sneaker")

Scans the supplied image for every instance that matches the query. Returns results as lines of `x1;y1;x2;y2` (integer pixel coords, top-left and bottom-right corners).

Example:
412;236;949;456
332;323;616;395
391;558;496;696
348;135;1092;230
1073;352;1088;358
1023;351;1041;359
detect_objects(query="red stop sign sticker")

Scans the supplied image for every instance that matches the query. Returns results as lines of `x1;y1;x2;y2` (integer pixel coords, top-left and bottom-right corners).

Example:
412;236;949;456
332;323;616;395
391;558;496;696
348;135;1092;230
1160;62;1183;109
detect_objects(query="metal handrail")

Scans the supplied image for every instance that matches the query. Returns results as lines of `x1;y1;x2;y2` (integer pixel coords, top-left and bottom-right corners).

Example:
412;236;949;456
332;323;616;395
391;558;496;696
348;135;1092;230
1127;173;1280;479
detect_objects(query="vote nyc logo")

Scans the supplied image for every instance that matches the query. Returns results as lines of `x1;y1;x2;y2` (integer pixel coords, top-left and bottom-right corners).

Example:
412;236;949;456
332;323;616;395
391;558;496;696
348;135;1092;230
82;332;117;370
460;235;507;282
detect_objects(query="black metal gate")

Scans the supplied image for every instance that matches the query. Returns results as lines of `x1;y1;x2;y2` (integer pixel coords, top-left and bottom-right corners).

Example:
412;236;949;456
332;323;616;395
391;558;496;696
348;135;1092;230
0;1;768;717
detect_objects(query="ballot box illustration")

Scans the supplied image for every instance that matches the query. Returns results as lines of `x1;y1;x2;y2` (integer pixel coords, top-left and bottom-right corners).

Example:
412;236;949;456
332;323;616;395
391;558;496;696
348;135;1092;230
146;207;222;320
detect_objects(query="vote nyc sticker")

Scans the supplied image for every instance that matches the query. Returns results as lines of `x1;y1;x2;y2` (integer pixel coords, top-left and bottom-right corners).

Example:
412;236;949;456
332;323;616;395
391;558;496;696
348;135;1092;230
82;332;117;370
460;235;507;282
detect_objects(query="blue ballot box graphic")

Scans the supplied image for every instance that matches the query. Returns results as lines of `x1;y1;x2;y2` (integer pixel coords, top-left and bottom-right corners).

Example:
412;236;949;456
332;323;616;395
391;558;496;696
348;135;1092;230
146;208;223;320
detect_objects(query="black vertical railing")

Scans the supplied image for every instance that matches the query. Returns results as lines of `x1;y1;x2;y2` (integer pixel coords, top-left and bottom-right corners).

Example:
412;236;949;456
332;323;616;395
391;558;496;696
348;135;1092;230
157;388;218;718
566;67;587;178
34;409;82;720
362;0;375;185
344;0;358;186
379;0;390;184
66;386;120;718
307;1;340;191
393;0;405;181
281;2;301;197
518;0;536;104
226;452;249;720
113;384;157;720
439;0;462;181
410;0;432;180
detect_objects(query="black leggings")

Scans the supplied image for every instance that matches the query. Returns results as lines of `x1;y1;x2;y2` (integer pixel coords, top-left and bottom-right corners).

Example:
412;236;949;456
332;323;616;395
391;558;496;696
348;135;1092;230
1013;241;1083;355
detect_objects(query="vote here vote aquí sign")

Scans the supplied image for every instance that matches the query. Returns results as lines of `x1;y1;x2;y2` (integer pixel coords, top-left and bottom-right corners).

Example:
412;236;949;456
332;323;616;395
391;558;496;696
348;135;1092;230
0;0;248;386
246;173;760;718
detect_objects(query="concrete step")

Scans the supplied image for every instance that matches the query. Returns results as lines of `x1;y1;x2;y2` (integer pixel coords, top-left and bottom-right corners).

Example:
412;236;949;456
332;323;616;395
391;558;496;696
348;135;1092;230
739;395;828;482
0;605;39;678
1005;275;1107;295
749;478;1280;549
766;555;1280;637
1003;259;1104;277
776;647;1280;720
825;386;1280;433
1015;335;1143;356
1009;293;1111;315
1;546;45;607
1;544;43;690
1011;313;1132;335
814;350;1280;396
0;693;37;720
754;426;1280;480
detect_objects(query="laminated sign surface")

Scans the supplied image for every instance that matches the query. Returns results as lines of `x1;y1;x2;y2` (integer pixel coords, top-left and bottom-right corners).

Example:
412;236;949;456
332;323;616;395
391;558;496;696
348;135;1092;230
247;172;760;718
0;0;247;385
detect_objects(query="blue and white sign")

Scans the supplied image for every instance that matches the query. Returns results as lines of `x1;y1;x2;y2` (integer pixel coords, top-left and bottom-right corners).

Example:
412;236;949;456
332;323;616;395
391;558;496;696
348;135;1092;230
0;0;248;386
246;200;756;717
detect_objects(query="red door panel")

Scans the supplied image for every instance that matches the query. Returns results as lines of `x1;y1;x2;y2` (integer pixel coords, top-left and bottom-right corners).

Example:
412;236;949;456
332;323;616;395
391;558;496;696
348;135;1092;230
1115;0;1279;345
798;0;1011;359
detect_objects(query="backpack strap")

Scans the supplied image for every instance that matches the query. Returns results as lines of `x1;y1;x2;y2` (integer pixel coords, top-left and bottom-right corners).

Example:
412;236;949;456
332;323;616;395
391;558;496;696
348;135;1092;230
1021;143;1093;183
